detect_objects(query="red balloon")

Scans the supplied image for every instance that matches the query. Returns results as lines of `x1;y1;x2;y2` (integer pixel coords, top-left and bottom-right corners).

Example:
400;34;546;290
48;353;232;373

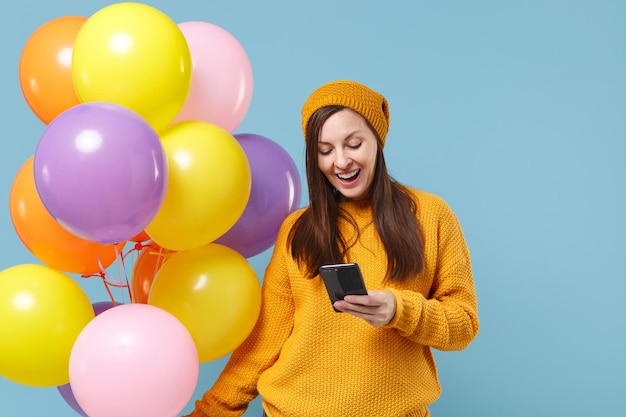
131;243;174;303
130;230;150;243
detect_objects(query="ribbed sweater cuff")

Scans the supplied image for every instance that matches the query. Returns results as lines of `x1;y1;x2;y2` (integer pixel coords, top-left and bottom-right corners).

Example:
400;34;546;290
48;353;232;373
383;288;419;334
181;401;210;417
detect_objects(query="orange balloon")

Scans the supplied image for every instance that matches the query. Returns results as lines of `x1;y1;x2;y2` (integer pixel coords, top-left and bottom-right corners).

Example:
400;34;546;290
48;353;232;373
19;16;86;124
9;157;126;275
131;243;174;304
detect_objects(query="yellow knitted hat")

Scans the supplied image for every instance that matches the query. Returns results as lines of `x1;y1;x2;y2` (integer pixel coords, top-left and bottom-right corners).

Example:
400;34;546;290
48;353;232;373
301;80;390;147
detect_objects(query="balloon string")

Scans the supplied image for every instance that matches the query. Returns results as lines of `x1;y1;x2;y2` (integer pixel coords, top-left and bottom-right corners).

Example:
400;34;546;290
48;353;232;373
78;271;122;306
100;272;118;305
114;244;132;304
80;241;149;305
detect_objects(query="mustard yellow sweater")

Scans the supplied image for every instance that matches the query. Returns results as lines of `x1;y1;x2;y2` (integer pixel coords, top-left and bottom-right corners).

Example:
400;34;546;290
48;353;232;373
184;188;479;417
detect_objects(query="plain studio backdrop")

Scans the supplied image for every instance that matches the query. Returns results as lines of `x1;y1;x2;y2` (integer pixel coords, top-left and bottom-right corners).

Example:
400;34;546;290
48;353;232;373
1;1;625;416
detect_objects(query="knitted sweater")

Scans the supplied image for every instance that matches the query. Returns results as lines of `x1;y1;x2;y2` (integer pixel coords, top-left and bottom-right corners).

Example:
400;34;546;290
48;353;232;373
184;188;479;417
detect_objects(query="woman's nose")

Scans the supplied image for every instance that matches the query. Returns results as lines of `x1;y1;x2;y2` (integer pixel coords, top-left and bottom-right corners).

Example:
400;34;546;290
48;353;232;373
334;150;351;169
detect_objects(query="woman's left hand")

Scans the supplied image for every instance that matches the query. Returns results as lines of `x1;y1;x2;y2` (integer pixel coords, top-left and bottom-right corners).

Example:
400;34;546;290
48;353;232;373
333;290;397;327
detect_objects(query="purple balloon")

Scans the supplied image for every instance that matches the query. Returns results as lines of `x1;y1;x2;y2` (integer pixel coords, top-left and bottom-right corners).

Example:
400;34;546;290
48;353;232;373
92;300;123;316
33;102;167;244
58;383;89;417
215;133;302;257
57;301;121;417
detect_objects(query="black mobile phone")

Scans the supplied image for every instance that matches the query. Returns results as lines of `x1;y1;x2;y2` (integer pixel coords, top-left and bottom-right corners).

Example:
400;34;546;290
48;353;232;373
319;263;368;312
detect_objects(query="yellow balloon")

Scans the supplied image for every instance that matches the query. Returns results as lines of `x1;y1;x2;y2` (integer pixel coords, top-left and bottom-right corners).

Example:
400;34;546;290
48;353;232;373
146;121;251;251
0;264;95;387
148;243;261;362
72;2;191;132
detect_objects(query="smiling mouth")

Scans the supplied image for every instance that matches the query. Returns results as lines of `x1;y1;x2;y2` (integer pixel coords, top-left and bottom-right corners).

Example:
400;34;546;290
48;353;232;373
336;169;360;182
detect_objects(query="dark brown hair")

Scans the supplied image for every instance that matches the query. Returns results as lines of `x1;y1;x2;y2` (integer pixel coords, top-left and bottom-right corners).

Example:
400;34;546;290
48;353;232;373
288;106;425;281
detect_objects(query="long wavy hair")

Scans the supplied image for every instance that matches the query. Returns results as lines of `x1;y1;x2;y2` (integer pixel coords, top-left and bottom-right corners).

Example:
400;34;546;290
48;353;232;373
288;106;425;281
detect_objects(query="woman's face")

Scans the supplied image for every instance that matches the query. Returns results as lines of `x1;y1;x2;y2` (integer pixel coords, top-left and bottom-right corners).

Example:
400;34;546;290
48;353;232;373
317;108;378;201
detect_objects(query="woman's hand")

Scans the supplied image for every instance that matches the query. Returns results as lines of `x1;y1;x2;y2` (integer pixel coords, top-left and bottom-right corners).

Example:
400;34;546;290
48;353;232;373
333;290;397;327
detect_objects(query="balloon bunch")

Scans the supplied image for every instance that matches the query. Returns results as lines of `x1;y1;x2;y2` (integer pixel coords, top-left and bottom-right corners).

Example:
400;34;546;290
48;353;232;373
2;3;302;417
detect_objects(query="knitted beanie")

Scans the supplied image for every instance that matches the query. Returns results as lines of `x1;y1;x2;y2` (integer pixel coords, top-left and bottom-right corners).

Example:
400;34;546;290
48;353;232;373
301;80;390;147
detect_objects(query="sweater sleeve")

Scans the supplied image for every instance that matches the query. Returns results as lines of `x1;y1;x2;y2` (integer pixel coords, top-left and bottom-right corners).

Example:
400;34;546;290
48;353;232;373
383;197;479;351
182;218;297;417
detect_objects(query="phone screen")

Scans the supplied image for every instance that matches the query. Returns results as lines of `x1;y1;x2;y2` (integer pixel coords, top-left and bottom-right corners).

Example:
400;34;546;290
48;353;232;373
319;263;368;312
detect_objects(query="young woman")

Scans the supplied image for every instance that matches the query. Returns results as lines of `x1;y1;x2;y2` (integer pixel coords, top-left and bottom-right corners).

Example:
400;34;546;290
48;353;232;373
183;80;479;417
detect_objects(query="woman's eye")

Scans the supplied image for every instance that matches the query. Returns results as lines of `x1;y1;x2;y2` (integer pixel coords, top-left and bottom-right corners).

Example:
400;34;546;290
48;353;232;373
319;149;331;156
348;142;362;150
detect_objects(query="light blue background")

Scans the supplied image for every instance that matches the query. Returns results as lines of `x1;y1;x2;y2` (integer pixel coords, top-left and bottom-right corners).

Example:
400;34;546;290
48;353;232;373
1;1;625;416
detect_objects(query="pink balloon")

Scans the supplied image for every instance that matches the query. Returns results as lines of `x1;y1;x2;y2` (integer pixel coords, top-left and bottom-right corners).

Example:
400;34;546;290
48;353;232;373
173;21;253;132
69;304;198;417
57;301;122;417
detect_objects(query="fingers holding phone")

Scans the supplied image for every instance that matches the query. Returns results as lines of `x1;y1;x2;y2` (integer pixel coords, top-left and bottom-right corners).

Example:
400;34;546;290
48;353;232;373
318;263;396;327
333;290;397;327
